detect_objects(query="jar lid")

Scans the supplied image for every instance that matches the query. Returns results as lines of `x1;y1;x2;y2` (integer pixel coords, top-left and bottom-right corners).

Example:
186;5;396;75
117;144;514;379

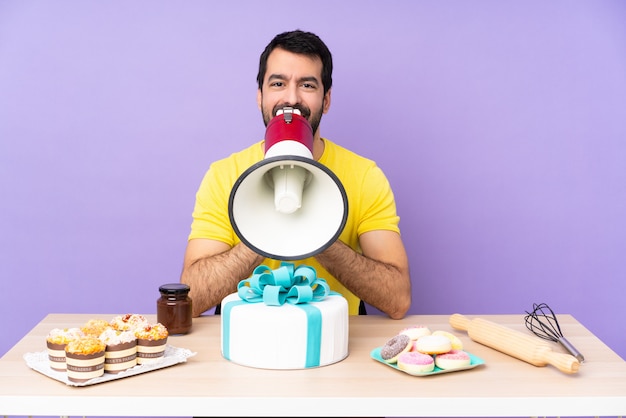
159;283;190;294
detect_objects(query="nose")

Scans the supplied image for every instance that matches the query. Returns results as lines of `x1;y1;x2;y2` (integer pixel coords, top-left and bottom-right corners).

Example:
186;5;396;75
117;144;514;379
283;84;300;107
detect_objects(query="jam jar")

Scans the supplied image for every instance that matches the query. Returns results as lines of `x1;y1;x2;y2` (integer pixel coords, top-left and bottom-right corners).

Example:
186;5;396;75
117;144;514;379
157;283;192;335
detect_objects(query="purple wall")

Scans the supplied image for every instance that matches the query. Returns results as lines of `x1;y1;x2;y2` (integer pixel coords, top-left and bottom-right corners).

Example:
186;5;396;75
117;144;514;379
1;0;625;363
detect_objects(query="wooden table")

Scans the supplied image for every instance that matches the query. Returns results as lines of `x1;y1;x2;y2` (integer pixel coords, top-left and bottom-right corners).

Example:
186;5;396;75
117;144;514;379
1;313;625;417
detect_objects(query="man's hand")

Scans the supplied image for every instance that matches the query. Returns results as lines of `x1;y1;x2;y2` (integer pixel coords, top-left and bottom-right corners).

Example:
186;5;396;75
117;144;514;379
314;230;411;319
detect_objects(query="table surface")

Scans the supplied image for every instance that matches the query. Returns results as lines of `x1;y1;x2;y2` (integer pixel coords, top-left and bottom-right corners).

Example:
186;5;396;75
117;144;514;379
1;313;625;417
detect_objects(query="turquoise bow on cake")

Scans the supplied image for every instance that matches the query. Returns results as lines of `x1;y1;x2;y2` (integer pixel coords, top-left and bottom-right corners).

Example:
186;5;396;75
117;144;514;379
237;262;330;306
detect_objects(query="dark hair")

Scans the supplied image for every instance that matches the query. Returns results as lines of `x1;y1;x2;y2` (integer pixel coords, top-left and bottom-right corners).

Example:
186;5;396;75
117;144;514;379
257;30;333;95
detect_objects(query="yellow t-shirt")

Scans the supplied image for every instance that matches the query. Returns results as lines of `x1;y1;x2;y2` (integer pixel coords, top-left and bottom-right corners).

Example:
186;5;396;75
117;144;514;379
188;138;400;315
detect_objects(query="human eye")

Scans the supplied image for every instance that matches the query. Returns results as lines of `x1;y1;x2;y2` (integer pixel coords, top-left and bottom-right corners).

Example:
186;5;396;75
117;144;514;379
299;76;320;90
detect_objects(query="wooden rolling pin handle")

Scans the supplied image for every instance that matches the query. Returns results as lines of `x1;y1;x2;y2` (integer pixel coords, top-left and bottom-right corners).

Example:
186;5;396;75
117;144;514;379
542;348;580;374
449;313;471;331
450;313;580;374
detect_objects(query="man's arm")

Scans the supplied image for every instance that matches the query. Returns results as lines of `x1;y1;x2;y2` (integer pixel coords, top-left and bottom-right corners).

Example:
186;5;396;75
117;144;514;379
180;239;264;317
315;230;411;319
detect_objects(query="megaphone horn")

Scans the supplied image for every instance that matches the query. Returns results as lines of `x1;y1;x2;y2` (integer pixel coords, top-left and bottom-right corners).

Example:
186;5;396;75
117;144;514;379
228;107;348;260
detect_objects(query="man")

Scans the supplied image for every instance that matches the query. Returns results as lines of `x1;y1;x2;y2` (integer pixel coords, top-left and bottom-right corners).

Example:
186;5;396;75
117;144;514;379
181;29;411;319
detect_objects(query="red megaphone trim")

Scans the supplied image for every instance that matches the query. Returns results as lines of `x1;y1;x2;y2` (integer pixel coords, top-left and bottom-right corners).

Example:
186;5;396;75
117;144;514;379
264;111;313;155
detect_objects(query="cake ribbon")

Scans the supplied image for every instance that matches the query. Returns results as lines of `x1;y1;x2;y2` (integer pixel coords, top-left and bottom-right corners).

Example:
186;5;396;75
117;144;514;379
237;262;331;306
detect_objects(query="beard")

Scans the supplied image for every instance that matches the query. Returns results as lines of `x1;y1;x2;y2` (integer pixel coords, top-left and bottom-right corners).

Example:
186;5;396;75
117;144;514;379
261;101;324;136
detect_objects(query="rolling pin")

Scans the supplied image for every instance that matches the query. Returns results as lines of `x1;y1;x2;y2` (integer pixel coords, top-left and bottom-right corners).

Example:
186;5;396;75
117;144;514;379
449;313;580;374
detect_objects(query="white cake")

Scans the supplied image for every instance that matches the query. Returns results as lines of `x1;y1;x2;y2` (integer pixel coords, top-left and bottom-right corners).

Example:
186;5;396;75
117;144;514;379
221;291;349;369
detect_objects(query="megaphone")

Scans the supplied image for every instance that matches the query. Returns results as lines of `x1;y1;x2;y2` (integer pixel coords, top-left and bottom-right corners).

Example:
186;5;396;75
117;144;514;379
228;107;348;260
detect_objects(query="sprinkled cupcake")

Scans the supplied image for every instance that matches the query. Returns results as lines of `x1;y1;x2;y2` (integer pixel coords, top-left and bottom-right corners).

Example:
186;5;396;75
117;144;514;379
81;318;112;337
46;328;85;371
99;328;138;374
65;336;106;383
110;314;149;332
134;323;169;365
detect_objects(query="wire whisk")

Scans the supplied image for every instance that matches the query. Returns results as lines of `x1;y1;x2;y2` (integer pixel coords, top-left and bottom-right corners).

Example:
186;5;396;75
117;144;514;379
524;302;584;363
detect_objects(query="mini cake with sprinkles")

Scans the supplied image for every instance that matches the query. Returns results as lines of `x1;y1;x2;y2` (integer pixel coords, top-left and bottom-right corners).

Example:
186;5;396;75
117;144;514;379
110;314;149;332
46;327;85;371
99;329;138;374
435;349;472;370
64;336;106;383
134;323;169;365
81;319;112;337
397;351;435;374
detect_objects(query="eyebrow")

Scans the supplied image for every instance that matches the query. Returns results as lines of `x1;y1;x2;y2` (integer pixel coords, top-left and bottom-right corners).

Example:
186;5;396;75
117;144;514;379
267;74;320;85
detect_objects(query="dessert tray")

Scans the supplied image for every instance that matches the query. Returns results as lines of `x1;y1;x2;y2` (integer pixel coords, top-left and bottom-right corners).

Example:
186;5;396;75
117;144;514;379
24;345;196;387
370;347;485;377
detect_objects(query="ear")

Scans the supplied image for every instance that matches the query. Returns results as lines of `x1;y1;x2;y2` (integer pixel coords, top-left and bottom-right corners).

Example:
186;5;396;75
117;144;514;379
256;89;262;110
322;88;332;114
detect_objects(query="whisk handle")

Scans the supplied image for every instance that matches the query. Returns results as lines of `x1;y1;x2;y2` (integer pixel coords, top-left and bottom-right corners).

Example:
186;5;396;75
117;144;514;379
559;337;585;363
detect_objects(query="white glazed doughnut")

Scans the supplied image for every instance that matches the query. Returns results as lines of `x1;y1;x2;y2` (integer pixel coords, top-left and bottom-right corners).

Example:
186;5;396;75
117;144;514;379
380;334;412;364
399;325;432;340
414;335;452;355
432;330;464;350
397;351;435;374
435;349;471;370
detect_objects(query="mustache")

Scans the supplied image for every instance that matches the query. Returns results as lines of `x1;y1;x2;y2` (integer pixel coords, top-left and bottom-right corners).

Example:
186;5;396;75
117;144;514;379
272;104;310;119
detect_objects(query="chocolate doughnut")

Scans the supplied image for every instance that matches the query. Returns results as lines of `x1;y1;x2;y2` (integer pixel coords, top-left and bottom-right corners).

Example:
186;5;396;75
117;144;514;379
380;334;411;364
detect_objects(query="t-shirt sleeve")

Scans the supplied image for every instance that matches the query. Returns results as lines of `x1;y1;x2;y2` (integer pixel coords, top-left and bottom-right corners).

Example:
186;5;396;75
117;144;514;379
356;165;401;236
187;162;236;245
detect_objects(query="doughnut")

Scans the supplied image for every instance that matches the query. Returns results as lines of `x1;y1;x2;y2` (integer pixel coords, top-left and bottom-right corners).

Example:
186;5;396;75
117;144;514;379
435;349;471;370
399;325;431;340
397;351;435;374
380;334;412;363
414;335;452;355
432;330;464;350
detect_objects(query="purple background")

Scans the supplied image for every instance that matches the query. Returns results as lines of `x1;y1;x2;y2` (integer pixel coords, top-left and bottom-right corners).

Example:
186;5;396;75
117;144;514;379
1;0;625;366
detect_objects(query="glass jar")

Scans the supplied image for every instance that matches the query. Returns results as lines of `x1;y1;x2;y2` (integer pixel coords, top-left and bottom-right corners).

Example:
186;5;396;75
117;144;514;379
157;283;192;335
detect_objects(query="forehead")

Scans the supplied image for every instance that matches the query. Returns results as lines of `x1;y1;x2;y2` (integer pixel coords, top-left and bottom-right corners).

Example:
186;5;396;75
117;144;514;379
264;48;323;82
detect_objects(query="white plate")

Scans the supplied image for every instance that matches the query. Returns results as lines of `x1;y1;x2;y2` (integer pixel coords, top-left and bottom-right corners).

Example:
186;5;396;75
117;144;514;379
370;347;485;376
24;345;196;386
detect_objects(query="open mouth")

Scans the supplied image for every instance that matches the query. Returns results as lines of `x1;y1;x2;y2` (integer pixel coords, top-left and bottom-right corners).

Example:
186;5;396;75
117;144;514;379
275;107;302;117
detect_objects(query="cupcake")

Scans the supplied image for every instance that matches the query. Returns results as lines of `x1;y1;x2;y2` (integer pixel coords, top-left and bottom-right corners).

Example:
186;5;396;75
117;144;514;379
135;323;169;365
81;318;112;337
99;329;137;374
46;327;84;371
110;314;149;332
65;336;106;383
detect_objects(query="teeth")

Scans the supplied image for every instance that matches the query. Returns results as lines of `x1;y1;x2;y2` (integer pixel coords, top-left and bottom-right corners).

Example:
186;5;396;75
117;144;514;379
275;108;301;116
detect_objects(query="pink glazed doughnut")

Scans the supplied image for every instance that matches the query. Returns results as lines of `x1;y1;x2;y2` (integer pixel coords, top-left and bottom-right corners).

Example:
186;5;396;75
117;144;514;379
435;349;471;370
397;351;435;374
380;334;412;364
399;325;432;340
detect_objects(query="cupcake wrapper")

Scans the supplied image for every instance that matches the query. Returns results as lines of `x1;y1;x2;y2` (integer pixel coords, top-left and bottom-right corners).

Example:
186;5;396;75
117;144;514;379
104;341;137;373
136;338;167;364
66;351;105;382
46;342;67;371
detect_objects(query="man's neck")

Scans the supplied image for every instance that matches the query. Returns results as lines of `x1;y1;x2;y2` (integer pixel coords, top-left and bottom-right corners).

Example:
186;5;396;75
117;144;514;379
312;136;325;161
